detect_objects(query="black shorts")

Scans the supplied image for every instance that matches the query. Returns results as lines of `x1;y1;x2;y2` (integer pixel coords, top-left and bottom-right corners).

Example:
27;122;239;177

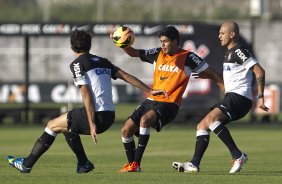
130;99;179;131
212;92;253;123
67;107;115;135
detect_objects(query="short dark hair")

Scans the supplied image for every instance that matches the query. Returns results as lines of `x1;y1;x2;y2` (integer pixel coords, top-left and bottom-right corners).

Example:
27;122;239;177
70;29;91;53
159;26;179;45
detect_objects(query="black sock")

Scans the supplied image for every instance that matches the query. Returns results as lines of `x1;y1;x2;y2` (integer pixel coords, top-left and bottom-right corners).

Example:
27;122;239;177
64;132;88;166
134;133;150;165
191;134;210;166
123;141;136;163
23;131;56;168
212;123;241;159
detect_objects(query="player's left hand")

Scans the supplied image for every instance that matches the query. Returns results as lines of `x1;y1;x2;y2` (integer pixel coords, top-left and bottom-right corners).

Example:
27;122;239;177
90;123;98;144
151;89;169;98
257;98;269;112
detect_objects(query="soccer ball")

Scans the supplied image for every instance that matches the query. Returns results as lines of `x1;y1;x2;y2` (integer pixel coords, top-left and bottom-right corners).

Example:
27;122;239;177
112;26;135;48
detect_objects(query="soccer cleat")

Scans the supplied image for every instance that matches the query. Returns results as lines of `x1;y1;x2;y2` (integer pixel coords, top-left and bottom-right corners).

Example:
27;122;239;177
172;161;199;173
118;163;131;172
77;160;95;173
118;162;141;172
128;161;141;172
229;153;248;174
7;155;31;173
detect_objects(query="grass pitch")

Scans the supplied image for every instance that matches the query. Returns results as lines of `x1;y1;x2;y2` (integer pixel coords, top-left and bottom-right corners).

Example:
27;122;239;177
0;124;282;184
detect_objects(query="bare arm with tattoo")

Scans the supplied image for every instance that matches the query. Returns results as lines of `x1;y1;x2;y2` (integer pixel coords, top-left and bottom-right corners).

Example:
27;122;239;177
251;64;269;112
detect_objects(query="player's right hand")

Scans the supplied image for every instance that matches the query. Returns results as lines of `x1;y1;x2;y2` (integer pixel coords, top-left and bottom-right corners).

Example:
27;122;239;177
151;89;169;98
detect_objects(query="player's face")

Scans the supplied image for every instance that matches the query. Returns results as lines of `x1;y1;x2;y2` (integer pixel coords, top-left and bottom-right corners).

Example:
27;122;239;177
160;35;177;55
218;25;232;47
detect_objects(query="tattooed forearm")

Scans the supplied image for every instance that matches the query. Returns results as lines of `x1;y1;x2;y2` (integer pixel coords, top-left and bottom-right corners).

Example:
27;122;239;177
256;74;265;94
256;76;264;87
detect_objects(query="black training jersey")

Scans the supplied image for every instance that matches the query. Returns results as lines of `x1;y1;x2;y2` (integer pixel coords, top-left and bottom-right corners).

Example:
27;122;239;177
69;53;119;111
223;44;257;100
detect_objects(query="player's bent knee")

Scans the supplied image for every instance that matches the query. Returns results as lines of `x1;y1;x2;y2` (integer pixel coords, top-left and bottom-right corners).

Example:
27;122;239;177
121;126;130;137
140;117;152;128
46;121;64;133
197;120;210;130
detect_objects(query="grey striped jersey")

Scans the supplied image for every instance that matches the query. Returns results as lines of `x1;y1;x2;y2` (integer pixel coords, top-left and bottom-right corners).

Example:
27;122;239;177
69;53;119;111
223;44;257;100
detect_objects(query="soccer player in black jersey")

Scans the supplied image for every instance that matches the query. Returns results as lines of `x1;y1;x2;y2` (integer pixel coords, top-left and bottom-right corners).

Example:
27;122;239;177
173;21;269;174
7;30;166;173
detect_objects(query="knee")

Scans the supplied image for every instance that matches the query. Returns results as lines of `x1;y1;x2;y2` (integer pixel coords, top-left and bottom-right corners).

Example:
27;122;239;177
197;118;212;130
121;125;132;137
197;116;219;130
140;117;150;128
47;119;55;130
47;120;61;133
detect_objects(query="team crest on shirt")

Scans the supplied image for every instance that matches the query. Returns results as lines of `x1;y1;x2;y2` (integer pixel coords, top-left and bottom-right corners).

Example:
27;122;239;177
90;57;100;62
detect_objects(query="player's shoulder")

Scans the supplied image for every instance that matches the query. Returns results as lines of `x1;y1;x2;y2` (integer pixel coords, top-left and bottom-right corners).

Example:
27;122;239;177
186;51;203;63
70;53;88;66
70;54;109;67
89;54;109;63
144;47;161;55
232;44;253;58
69;57;81;69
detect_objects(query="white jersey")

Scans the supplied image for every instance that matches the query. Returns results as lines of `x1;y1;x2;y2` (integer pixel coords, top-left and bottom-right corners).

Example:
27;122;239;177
69;53;119;111
223;44;257;100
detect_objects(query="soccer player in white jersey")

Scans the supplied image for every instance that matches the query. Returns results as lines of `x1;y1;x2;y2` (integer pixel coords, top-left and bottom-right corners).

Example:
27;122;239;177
7;30;166;173
172;21;269;174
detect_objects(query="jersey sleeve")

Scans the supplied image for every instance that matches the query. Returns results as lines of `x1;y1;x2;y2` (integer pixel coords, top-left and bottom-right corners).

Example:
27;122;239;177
69;61;88;86
103;58;120;80
139;47;161;64
235;48;258;70
185;52;209;73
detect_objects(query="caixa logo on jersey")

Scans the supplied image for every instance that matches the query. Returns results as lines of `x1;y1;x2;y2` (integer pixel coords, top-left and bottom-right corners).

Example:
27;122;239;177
95;68;111;75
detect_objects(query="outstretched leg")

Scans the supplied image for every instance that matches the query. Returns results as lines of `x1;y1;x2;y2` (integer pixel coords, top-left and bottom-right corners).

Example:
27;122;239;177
23;127;57;168
8;113;68;173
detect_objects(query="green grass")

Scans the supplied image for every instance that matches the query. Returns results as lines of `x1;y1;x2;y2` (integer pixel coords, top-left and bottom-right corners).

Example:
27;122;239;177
0;124;282;184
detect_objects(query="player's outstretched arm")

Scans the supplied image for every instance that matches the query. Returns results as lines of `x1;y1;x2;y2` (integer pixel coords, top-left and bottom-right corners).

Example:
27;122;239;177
194;67;225;93
122;47;140;57
115;69;167;97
